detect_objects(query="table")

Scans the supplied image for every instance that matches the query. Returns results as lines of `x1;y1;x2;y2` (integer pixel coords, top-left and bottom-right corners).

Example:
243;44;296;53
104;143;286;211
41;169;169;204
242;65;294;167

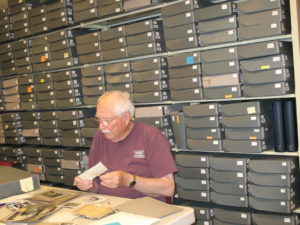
0;185;195;225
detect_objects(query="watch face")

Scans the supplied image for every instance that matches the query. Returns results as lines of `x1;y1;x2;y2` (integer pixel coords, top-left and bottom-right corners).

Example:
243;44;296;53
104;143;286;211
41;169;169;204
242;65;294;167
129;180;136;188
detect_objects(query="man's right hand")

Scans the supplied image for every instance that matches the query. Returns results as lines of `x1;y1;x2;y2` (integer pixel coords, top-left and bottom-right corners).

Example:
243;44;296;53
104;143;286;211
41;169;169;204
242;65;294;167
74;176;93;191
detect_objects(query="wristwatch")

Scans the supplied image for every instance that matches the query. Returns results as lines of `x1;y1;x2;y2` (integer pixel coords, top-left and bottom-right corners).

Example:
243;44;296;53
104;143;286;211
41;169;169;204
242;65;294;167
129;174;136;188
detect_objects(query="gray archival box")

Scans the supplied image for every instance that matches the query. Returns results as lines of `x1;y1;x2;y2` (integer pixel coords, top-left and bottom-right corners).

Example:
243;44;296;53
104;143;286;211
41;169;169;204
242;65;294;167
0;166;40;199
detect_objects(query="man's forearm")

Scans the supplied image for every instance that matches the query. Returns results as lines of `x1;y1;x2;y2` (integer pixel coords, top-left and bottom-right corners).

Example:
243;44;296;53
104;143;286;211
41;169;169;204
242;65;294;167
130;174;175;197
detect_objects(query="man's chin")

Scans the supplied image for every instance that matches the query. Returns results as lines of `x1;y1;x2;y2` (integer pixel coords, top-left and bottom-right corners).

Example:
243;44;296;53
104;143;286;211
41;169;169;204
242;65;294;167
103;133;113;139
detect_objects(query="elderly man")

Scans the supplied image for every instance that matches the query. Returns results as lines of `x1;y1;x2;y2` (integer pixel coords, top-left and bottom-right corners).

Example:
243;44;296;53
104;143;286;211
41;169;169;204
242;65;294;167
74;91;177;202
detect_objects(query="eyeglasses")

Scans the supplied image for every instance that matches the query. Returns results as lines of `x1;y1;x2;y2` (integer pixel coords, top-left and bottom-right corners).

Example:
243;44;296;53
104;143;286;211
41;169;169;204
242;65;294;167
95;111;127;126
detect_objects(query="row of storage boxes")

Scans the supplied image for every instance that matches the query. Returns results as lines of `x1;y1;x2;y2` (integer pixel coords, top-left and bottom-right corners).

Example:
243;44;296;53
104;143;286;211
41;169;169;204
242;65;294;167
175;198;300;225
0;145;89;186
0;0;163;42
174;152;299;214
172;99;297;153
0;40;294;111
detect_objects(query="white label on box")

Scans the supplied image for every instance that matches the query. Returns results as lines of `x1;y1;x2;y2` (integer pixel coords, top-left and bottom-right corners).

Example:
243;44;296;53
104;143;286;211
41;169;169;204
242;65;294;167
229;17;235;23
233;73;238;78
272;10;279;16
273;56;280;62
209;117;215;121
118;27;123;31
247;106;256;114
121;48;125;52
222;3;228;9
281;175;287;179
67;62;71;66
199;210;205;214
276;69;283;74
154;81;158;85
239;184;244;189
229;48;235;53
194;89;200;93
145;21;150;25
237;160;243;166
201;192;207;197
187;29;193;34
61;12;65;16
200;169;206;174
228;30;234;35
232;87;237;92
280;201;286;206
96;53;100;56
209;104;215;109
282;162;287;166
185;0;190;5
153;58;158;63
186;12;191;17
275;83;282;88
148;43;153;48
229;61;235;66
192;65;198;69
240;197;245;201
204;222;209;225
271;23;278;28
250;116;257;120
76;139;79;143
211;129;216;132
147;32;152;37
188;37;194;41
72;111;76;115
213;140;219;145
237;172;243;178
62;17;66;22
125;73;129;77
116;8;121;13
241;214;247;218
284;218;291;223
125;84;129;88
154;92;159;96
201;180;207;185
119;38;124;42
267;43;275;49
155;70;159;74
73;121;77;125
254;129;259;132
192;78;198;82
201;157;206;162
20;177;34;192
280;189;286;193
251;141;258;146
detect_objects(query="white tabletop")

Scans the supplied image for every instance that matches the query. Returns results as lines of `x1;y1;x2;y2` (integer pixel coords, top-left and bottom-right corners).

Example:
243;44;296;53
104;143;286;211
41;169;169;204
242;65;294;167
0;185;195;225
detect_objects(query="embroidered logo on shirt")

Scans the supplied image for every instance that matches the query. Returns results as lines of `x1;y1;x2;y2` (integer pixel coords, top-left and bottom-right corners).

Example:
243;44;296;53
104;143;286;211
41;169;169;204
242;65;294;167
134;150;145;159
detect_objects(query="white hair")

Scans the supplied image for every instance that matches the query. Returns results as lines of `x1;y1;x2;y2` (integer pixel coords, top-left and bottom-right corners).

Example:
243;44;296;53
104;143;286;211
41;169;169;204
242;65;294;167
97;91;135;118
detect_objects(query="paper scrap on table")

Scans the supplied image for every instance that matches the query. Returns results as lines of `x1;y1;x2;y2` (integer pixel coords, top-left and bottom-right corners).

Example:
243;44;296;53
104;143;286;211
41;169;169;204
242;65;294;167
89;211;160;225
79;162;108;181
